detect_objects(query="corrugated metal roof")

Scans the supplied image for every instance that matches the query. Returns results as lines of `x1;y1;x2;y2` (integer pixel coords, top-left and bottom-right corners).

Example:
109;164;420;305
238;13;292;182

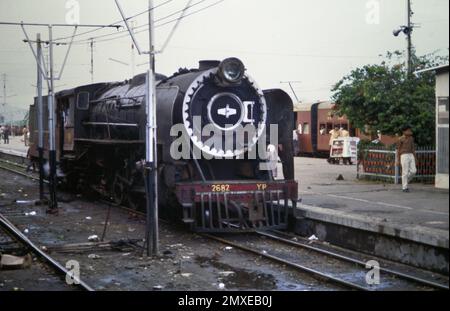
415;64;449;75
294;103;315;112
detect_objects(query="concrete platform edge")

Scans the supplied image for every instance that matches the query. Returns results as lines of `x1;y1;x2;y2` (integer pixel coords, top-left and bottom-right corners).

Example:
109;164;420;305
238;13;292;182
0;148;27;158
295;203;449;249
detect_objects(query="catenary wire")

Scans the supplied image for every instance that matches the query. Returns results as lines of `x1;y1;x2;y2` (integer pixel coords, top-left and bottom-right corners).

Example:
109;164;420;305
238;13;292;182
52;0;174;42
70;0;220;45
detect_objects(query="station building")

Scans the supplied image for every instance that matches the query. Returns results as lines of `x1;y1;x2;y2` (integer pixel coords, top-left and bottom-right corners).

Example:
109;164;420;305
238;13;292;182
435;65;449;189
417;64;449;189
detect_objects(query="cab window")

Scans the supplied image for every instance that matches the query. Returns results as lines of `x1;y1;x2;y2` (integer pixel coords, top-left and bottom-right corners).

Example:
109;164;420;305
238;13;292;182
76;92;90;110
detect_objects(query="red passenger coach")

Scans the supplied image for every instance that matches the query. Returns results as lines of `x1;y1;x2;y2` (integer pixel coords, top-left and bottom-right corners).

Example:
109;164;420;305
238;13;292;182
295;102;355;156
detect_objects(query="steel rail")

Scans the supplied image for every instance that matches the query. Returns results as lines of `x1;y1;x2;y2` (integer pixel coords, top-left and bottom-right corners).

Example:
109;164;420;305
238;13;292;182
0;158;28;169
0;213;94;291
259;230;449;291
0;152;43;182
202;233;369;291
0;162;42;182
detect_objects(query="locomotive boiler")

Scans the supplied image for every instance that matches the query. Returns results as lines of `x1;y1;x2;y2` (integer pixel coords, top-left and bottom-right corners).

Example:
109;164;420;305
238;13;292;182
28;58;298;232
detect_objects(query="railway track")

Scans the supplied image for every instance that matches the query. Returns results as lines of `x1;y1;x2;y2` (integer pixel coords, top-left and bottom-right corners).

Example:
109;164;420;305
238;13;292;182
0;212;93;291
202;231;449;291
259;230;449;290
0;151;92;290
0;158;41;182
103;198;449;291
203;233;369;291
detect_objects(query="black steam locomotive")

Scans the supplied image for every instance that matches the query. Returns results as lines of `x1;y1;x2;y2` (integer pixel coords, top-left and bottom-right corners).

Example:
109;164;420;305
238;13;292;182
29;58;298;232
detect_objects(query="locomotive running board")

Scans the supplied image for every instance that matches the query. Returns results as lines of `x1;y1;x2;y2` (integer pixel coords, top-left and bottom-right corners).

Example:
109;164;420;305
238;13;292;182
175;180;298;233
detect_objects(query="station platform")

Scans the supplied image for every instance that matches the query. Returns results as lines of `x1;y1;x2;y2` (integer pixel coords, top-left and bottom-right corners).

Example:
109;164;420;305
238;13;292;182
0;136;29;158
293;157;449;273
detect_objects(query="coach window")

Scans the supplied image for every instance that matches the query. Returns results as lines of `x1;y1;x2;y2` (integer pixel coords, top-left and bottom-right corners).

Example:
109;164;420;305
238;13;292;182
303;123;310;135
77;92;90;110
319;124;326;135
327;123;333;133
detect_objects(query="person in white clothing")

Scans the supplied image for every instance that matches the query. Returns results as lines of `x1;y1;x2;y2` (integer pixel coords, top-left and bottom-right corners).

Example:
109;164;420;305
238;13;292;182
396;125;418;193
267;144;279;178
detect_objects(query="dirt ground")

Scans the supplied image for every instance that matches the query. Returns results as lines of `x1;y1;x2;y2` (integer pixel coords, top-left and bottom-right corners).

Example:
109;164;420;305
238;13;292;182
0;169;341;291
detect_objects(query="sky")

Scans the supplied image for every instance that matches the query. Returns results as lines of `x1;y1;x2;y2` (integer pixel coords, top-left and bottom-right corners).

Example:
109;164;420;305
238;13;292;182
0;0;448;121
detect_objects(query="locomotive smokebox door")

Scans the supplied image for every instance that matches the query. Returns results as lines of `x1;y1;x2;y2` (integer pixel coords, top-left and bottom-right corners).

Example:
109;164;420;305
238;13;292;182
177;59;268;159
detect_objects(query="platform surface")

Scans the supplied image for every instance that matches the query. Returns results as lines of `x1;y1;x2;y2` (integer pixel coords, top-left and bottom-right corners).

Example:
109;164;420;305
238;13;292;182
0;135;29;157
294;157;449;248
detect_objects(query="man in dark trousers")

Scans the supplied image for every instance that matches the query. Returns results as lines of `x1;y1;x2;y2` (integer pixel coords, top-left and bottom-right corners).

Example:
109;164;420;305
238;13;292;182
3;125;10;144
396;125;417;193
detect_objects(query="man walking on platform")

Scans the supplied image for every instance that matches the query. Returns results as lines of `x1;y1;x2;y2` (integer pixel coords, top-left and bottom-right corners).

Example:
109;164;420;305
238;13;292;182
3;125;9;144
396;125;417;193
22;126;29;146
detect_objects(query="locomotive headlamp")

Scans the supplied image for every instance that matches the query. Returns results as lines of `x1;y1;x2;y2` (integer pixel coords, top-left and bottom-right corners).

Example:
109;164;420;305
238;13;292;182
218;58;245;84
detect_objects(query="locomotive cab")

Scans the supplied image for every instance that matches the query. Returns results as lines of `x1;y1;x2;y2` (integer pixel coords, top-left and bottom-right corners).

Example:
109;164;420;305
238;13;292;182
29;83;109;170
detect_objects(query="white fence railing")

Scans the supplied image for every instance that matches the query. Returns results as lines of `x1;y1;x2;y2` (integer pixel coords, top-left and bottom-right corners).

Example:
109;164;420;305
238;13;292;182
357;147;436;184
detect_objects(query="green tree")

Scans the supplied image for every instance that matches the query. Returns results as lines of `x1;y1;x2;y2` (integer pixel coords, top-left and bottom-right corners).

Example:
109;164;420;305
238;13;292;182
332;51;448;146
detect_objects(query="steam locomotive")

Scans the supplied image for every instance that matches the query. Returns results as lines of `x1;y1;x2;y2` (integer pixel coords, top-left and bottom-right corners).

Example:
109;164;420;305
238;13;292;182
28;58;298;232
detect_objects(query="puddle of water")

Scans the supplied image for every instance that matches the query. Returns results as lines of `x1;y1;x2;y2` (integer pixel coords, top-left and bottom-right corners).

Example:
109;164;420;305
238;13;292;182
196;256;277;290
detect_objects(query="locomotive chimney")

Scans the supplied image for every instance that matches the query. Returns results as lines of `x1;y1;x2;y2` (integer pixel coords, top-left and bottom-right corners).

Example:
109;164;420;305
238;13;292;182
130;73;147;87
199;60;220;71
